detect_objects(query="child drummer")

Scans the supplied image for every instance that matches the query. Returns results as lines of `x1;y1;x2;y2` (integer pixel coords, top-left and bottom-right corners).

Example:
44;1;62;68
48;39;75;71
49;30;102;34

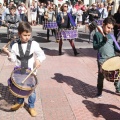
2;21;46;117
56;3;79;56
93;17;120;98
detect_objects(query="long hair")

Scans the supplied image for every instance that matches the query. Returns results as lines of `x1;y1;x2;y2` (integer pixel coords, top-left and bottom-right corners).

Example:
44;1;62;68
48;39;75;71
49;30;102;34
60;3;68;12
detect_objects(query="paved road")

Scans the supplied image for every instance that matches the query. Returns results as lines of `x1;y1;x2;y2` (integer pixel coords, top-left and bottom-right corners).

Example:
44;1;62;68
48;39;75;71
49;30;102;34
0;26;92;50
0;26;120;120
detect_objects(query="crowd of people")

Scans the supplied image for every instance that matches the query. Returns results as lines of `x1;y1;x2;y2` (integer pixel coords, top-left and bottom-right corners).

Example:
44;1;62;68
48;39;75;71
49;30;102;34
0;0;115;27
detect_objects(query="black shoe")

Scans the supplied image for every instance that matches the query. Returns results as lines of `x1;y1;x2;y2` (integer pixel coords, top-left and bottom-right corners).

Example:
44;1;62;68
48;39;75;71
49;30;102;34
47;38;50;42
96;93;102;98
74;52;79;56
97;94;102;99
59;52;63;55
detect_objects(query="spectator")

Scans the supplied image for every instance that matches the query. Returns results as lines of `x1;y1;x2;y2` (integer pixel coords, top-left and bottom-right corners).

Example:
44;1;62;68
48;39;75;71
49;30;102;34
3;3;7;9
87;3;101;22
67;1;72;13
82;5;88;25
113;5;120;40
30;2;37;26
0;3;5;27
2;1;19;21
38;4;44;25
107;5;112;16
72;4;77;23
74;2;79;10
77;7;83;26
18;2;27;21
58;4;61;13
98;3;108;19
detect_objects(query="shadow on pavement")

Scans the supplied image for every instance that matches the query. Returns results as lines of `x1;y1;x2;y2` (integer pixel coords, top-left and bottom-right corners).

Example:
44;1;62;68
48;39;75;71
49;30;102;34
82;100;120;120
32;32;48;43
52;73;120;99
75;33;90;43
32;32;55;43
42;47;97;58
0;83;16;112
52;73;97;98
64;48;96;58
42;47;80;57
41;47;59;56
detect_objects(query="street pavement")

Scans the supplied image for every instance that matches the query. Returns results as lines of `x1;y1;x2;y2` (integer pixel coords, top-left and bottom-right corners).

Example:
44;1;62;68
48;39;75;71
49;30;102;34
0;26;120;120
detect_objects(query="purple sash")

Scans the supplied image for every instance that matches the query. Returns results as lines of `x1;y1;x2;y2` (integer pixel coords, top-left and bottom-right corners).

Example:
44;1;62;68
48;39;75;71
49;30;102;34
110;34;120;51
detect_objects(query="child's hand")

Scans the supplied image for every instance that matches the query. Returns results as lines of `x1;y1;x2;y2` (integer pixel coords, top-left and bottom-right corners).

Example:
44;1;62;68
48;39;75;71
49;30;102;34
34;59;41;68
2;45;9;54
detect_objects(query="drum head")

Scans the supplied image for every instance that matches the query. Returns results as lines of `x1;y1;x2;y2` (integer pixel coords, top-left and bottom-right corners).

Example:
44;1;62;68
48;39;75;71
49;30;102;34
11;68;37;90
102;56;120;71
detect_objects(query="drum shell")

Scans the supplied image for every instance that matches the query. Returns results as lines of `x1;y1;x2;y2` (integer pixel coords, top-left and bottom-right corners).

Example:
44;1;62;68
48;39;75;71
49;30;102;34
56;28;78;40
102;56;120;82
102;69;120;82
95;19;103;26
43;21;58;30
8;68;38;98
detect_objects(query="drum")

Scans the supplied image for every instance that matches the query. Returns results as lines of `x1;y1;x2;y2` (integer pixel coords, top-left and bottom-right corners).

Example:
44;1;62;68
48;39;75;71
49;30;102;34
96;19;104;26
56;27;78;40
8;67;38;98
88;21;97;33
43;21;58;30
102;56;120;82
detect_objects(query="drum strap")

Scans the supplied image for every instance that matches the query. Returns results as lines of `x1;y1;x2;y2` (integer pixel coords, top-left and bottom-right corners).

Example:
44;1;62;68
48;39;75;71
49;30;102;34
17;40;33;73
110;34;120;51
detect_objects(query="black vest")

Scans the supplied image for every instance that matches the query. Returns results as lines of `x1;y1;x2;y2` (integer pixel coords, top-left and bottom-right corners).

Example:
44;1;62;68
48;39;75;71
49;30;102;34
16;40;33;73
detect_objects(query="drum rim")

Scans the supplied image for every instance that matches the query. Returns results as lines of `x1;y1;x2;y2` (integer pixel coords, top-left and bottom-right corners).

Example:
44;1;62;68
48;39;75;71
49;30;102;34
9;86;34;98
102;56;120;71
10;68;38;91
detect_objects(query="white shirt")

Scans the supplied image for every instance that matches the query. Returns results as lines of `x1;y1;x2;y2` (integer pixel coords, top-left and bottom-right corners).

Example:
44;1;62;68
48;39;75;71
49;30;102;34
99;8;108;19
77;9;83;21
2;8;19;20
72;8;77;15
38;7;44;15
68;5;72;13
8;41;46;70
18;6;26;14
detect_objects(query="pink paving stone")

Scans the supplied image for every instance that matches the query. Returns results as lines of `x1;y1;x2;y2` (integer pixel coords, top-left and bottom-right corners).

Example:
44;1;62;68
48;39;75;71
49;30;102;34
0;48;120;120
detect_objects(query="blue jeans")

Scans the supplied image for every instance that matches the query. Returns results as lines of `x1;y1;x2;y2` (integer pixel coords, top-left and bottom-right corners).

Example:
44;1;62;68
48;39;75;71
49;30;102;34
20;14;25;21
17;91;36;108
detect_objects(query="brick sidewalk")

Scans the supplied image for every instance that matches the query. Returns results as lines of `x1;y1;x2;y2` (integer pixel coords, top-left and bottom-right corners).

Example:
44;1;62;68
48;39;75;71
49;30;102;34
0;48;120;120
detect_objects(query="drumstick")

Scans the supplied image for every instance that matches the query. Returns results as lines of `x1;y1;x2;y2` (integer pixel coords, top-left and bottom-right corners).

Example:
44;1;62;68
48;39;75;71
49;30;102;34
4;38;15;48
21;66;38;84
97;26;105;37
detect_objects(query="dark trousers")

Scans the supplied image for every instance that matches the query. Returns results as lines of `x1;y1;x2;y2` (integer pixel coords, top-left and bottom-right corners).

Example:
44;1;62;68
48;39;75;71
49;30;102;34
97;61;120;94
97;62;104;94
39;15;44;24
59;39;78;55
47;29;56;41
20;14;25;21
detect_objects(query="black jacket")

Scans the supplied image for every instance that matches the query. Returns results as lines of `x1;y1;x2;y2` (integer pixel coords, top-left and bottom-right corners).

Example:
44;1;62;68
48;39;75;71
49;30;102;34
87;8;101;22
